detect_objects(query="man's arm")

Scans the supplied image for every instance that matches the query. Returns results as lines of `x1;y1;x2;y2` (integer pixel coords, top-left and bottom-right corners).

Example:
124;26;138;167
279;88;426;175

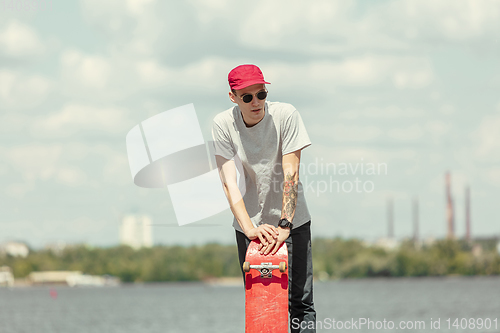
215;155;278;249
281;150;300;222
268;149;301;255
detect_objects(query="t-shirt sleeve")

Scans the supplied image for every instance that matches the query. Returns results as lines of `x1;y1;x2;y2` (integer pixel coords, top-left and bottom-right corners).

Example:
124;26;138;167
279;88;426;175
281;109;312;155
211;119;235;160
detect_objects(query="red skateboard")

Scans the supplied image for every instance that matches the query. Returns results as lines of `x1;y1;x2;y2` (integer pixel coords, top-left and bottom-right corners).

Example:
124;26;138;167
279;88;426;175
243;239;288;333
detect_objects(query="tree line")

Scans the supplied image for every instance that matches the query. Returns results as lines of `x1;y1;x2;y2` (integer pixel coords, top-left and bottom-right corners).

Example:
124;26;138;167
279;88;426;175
1;238;499;282
313;238;500;279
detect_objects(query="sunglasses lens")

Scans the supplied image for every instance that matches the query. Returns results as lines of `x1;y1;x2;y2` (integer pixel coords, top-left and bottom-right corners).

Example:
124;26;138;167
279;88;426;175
257;91;267;100
240;90;267;103
242;94;253;103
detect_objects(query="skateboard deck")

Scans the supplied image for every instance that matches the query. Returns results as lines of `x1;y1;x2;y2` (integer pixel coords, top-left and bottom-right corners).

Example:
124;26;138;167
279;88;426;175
243;239;288;333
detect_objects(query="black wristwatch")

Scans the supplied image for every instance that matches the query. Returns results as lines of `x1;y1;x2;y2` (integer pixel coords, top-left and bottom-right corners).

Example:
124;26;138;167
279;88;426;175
278;218;293;229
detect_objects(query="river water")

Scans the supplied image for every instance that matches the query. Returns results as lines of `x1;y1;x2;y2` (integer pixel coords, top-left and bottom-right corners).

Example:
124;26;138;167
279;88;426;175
0;276;499;332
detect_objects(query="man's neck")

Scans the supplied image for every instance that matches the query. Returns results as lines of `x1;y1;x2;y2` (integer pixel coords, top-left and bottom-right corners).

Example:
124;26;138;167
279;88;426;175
241;104;265;127
241;112;265;127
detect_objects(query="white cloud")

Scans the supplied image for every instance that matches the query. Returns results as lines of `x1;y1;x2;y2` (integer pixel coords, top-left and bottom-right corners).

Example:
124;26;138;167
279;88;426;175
307;144;417;168
425;120;451;141
473;113;500;162
59;48;138;100
34;104;133;138
56;167;87;186
333;124;382;142
1;102;134;141
59;45;234;99
75;1;439;100
367;0;500;43
0;70;52;109
5;182;35;199
80;0;131;33
0;20;45;57
0;112;29;134
388;124;424;141
126;0;156;15
79;0;500;75
239;0;355;50
237;0;500;55
188;0;233;24
234;0;410;56
135;57;230;91
265;55;434;90
309;122;382;143
172;57;231;90
339;106;424;120
229;0;500;54
485;168;500;185
1;142;130;194
61;49;111;89
81;0;192;57
392;67;433;90
71;217;109;234
421;0;500;40
102;150;131;185
439;104;455;115
135;59;170;84
4;144;63;182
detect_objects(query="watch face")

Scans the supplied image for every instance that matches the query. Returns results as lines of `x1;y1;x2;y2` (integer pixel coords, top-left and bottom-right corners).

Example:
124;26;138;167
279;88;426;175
279;219;291;228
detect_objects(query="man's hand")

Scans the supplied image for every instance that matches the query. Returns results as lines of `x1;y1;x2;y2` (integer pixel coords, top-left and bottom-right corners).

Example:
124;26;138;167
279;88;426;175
246;224;279;252
266;227;290;255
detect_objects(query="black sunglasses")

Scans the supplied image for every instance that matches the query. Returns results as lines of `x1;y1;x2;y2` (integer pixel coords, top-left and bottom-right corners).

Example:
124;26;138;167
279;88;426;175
238;90;268;103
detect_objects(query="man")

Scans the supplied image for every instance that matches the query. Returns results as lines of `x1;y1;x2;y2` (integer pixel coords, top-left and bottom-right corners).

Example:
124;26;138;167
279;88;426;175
212;64;316;333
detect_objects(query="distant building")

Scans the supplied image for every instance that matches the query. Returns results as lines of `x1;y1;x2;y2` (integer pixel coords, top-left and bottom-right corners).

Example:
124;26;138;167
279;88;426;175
0;266;14;287
66;274;120;287
28;271;120;287
0;241;29;258
29;271;82;285
373;237;400;250
423;236;436;246
472;244;483;257
44;241;68;256
119;215;153;249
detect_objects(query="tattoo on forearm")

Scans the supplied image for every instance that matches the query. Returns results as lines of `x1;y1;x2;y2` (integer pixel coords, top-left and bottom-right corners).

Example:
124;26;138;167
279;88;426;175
283;173;298;220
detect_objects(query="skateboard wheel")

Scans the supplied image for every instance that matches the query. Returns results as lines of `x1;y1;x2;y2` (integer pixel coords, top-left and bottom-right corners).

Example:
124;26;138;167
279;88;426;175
243;262;250;272
279;262;286;272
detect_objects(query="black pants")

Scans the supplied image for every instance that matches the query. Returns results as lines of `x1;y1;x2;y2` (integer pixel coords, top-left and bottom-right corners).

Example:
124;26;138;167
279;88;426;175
236;221;317;333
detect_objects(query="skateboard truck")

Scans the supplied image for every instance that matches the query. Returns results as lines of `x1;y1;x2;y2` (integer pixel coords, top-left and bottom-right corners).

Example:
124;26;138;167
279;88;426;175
242;262;287;278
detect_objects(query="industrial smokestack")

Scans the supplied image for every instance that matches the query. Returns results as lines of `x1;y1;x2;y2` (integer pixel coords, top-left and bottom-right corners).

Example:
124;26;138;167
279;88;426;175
413;196;419;242
466;186;471;241
445;171;455;239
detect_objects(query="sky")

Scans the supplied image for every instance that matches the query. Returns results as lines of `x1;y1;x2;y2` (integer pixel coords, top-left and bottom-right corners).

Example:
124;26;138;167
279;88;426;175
1;0;499;249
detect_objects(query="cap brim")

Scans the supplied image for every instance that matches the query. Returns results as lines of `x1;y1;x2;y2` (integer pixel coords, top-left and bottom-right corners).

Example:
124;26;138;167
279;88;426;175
232;79;271;90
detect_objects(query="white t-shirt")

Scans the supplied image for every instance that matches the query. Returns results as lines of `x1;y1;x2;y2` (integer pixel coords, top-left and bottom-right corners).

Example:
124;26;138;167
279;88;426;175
212;101;312;232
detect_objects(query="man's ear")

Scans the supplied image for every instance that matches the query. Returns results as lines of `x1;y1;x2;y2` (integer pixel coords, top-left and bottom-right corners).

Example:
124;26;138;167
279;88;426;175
229;91;237;103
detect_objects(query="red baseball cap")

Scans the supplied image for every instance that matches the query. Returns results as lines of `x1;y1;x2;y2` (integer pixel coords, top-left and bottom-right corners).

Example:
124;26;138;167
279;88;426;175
228;64;270;90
